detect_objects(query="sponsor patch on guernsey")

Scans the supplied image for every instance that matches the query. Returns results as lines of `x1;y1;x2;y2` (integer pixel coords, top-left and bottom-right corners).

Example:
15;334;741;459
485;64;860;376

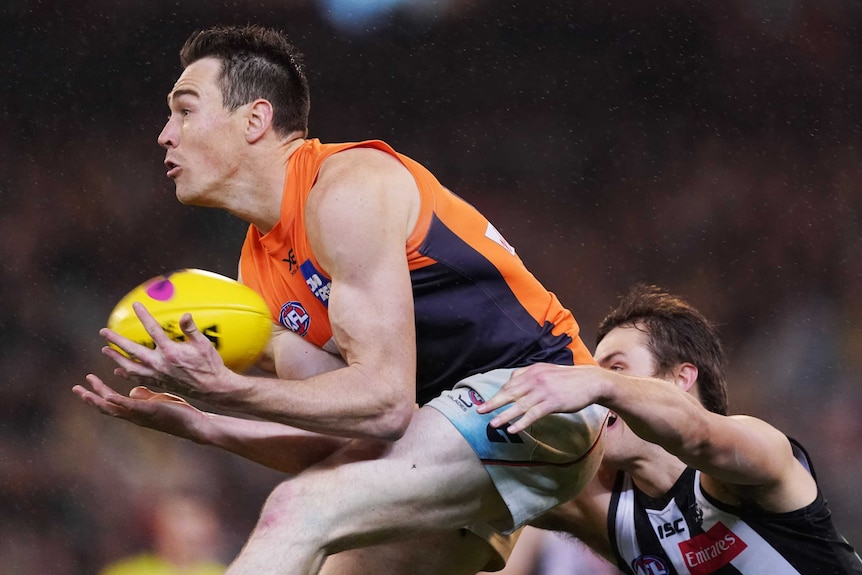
279;301;310;336
300;260;332;307
678;522;747;575
631;555;670;575
485;222;516;256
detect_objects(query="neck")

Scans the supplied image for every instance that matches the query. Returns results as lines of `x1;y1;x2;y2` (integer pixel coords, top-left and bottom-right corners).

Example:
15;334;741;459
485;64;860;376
222;136;307;233
618;444;687;498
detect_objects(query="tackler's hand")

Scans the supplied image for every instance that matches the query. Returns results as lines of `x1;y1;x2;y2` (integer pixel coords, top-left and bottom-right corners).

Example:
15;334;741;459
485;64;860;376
477;364;605;434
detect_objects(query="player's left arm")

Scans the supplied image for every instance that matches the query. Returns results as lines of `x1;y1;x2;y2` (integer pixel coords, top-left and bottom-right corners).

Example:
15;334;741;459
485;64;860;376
73;374;349;474
481;363;816;510
600;371;817;510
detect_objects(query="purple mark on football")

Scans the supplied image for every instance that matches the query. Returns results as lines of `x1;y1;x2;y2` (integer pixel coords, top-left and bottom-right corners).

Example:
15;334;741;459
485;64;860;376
146;278;175;301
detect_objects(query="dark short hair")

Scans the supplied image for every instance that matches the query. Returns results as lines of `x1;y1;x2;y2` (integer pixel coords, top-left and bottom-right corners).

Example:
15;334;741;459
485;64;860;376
596;283;728;415
179;25;310;136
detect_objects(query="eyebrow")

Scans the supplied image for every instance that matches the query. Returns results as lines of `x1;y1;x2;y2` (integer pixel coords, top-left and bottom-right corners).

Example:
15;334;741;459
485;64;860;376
596;351;623;365
167;88;200;106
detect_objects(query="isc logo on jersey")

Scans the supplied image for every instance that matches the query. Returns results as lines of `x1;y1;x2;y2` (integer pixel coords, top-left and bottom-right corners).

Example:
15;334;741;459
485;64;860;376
280;301;310;336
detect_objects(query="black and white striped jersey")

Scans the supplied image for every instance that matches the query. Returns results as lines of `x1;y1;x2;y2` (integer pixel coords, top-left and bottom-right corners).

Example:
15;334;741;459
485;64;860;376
608;440;862;575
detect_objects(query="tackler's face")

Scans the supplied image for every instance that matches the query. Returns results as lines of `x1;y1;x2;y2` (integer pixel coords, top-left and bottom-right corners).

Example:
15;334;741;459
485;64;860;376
594;324;657;380
593;324;663;460
158;57;246;207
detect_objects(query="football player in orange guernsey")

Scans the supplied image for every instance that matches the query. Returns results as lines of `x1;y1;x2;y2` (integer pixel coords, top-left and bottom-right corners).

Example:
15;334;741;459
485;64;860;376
73;25;607;575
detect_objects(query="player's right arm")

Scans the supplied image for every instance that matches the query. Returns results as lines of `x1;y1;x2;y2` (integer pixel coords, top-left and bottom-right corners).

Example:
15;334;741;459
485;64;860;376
99;148;420;441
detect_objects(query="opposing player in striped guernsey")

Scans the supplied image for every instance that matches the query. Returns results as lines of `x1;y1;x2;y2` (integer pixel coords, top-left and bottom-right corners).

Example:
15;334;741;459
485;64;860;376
482;284;862;575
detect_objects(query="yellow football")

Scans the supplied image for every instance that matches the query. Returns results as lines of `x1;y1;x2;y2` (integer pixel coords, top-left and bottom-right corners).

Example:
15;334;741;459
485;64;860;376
107;269;273;372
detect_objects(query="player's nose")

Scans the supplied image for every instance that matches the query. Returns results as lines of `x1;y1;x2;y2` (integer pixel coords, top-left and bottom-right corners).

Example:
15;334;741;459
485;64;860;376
158;119;177;149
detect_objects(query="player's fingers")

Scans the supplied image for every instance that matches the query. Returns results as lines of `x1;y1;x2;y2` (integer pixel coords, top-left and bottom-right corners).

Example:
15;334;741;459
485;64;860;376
488;402;527;428
112;366;158;389
491;389;557;431
504;413;536;435
487;406;516;428
499;401;548;434
73;375;128;416
510;366;531;378
100;329;158;366
101;345;156;376
71;384;98;403
132;302;174;348
89;373;115;394
178;312;208;345
477;384;522;413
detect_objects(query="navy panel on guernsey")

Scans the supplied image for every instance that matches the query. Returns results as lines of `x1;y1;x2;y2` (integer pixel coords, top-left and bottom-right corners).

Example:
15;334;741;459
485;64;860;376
411;215;576;405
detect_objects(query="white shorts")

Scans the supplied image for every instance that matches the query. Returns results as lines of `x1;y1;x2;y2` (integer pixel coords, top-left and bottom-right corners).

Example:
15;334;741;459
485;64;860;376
426;368;608;534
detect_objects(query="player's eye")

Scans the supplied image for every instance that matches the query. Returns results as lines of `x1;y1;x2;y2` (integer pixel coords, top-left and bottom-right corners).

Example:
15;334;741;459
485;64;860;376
166;108;191;119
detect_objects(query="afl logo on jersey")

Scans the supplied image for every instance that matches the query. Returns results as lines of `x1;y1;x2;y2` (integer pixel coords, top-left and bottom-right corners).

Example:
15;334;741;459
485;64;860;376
632;555;669;575
279;301;311;336
468;389;485;405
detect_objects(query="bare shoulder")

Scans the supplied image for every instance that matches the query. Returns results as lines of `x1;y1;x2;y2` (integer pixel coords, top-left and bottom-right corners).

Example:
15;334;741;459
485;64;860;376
316;146;415;191
307;146;420;252
719;414;798;462
701;414;818;512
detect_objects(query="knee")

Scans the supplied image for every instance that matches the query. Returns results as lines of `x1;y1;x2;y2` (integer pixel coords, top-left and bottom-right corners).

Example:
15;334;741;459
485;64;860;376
257;478;307;530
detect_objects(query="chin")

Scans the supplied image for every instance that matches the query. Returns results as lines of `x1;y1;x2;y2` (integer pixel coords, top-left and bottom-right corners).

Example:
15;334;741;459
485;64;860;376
174;187;205;207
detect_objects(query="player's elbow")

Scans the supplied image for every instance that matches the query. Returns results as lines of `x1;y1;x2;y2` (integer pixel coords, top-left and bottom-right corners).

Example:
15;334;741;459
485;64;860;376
372;399;415;440
356;368;415;440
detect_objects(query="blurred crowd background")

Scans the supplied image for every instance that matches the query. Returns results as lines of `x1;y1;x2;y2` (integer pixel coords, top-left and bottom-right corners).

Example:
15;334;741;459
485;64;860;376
2;0;861;572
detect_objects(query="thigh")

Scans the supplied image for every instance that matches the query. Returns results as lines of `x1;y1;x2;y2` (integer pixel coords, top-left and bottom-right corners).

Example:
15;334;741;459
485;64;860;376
320;530;497;575
427;368;608;530
297;407;510;553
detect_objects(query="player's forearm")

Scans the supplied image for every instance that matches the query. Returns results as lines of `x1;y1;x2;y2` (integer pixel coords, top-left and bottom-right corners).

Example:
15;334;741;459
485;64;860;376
202;412;349;474
603;374;789;482
212;367;416;440
601;371;712;457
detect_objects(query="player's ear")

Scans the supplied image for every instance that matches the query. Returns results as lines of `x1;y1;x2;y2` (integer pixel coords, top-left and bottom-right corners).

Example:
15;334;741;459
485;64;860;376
246;99;274;143
674;362;698;393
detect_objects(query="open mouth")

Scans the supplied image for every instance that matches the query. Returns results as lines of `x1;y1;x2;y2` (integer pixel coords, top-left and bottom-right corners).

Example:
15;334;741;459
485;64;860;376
165;160;180;178
607;413;619;428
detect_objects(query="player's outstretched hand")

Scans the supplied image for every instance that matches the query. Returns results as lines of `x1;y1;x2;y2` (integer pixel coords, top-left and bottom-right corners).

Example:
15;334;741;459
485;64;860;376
72;374;212;443
477;363;606;434
100;302;239;405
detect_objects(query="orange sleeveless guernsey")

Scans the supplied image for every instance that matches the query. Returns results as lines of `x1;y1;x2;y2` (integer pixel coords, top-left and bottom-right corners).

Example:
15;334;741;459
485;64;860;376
240;139;593;405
